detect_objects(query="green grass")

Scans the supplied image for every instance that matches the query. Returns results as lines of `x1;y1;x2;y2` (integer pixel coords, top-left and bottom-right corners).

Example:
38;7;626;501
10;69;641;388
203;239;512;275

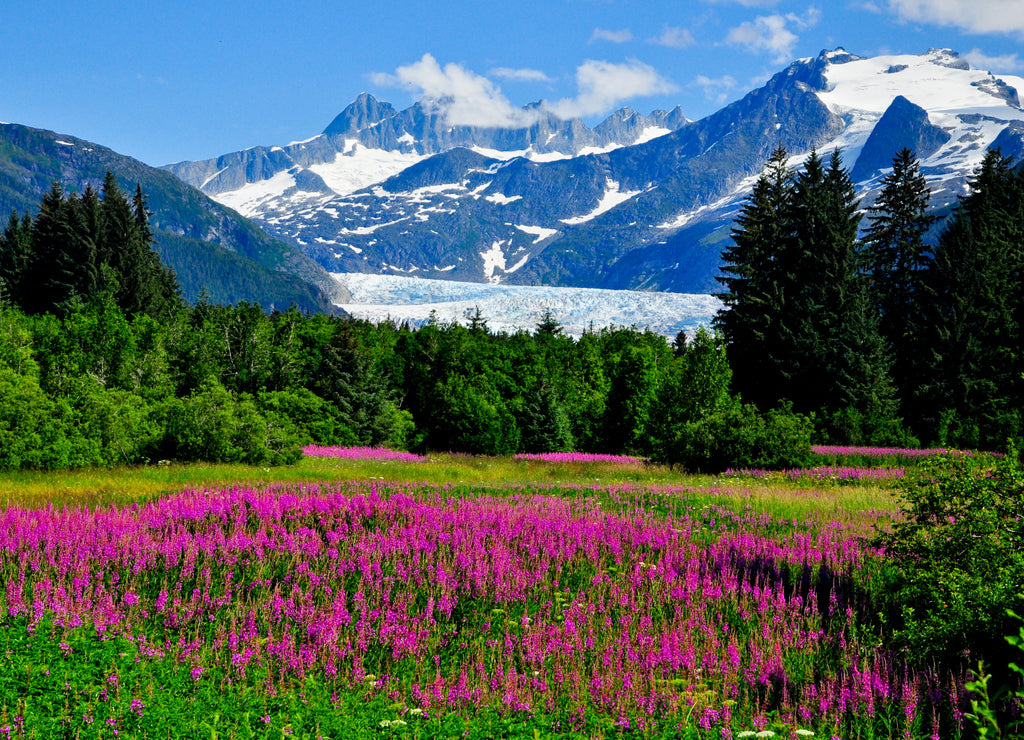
0;453;898;518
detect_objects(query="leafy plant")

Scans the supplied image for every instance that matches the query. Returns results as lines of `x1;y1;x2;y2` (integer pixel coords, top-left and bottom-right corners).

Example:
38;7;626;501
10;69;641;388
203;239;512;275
965;604;1024;739
876;448;1024;667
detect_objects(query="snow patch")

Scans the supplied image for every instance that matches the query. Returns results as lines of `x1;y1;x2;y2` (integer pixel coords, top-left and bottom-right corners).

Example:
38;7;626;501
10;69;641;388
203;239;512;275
308;143;426;197
480;241;508;283
515;224;559;243
201;166;229;190
560;178;642;225
633;126;671;145
486;192;522;205
288;134;324;146
215;170;298;218
339;216;412;235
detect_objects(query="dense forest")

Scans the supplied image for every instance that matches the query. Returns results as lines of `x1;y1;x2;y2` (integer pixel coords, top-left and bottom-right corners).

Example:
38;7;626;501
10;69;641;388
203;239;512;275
0;149;1021;472
717;145;1024;452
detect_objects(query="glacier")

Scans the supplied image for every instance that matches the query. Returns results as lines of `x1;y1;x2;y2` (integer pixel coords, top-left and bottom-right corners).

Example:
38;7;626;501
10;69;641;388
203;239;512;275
332;273;720;339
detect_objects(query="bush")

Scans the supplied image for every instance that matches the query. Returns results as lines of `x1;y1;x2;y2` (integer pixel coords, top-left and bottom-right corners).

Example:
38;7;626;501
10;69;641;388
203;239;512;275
160;381;303;465
821;405;918;448
876;449;1024;670
656;401;815;473
67;380;163;465
257;388;356;447
0;365;78;470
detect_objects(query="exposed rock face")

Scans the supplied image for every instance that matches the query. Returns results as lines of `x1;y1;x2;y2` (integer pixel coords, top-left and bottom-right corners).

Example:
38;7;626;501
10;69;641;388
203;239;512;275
852;95;951;180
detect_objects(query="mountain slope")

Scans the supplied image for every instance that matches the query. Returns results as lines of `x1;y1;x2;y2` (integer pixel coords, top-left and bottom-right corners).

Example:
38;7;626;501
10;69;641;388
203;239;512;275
167;48;1024;295
0;123;347;312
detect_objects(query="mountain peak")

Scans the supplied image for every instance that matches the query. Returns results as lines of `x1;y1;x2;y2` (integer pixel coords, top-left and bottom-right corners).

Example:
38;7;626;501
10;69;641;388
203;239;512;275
323;93;398;137
851;94;951;180
819;47;861;65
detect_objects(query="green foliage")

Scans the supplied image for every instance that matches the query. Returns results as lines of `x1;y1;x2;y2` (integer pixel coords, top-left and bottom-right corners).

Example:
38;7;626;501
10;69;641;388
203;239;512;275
877;450;1024;668
160;381;303;466
658;400;815;473
918;149;1024;450
67;380;162;465
0;364;78;470
716;147;901;440
429;375;520;455
714;145;794;410
7;173;181;319
965;605;1024;739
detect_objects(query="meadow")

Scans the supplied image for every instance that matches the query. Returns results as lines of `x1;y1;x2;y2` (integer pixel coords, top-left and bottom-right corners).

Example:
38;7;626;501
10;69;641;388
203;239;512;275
0;447;999;738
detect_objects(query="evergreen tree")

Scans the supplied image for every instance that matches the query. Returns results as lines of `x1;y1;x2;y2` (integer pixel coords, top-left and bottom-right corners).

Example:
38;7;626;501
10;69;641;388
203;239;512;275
714;146;795;409
22;182;98;314
717;148;899;439
797;150;898;435
98;171;134;278
0;210;32;306
920;149;1024;447
862;149;935;418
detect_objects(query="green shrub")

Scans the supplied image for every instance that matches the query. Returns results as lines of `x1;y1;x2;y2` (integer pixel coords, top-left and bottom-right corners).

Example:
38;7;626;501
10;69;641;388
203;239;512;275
657;401;815;473
0;365;93;469
876;449;1024;668
257;388;355;447
67;379;163;465
821;405;918;447
160;381;304;465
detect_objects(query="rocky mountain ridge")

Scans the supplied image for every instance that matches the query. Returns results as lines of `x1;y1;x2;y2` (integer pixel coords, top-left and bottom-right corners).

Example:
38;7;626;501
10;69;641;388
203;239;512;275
165;48;1024;295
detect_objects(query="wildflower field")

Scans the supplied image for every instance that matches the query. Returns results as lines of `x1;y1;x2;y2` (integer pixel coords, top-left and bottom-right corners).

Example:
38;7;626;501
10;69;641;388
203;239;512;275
0;447;1001;738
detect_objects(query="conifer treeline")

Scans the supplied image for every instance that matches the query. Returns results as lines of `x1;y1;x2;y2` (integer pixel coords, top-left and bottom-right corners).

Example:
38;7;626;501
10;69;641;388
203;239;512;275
716;146;1024;450
0;172;179;318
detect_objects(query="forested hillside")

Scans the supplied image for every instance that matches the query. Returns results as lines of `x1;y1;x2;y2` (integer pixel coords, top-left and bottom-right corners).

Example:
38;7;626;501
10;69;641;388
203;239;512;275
0;123;343;313
1;146;1022;472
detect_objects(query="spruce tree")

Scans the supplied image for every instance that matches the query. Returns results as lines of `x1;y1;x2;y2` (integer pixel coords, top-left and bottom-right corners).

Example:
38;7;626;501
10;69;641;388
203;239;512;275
98;171;134;292
921;149;1024;447
714;146;795;409
0;210;32;307
862;149;935;419
22;182;98;314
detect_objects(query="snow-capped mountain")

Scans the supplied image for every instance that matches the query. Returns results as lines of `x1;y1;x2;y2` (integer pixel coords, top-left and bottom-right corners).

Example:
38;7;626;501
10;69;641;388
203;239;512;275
165;48;1024;295
164;95;686;212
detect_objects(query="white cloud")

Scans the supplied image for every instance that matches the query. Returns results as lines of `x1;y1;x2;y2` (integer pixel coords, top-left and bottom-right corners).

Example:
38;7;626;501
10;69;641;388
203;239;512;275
372;54;537;128
963;48;1024;73
650;26;696;48
547;59;678;118
490;67;554;83
725;7;821;63
590;28;634;43
375;55;676;127
887;0;1024;37
694;74;739;104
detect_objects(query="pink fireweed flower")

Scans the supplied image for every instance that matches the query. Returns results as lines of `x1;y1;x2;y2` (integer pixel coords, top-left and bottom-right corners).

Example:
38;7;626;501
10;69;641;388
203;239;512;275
0;479;940;734
811;445;974;460
514;452;647;464
303;445;425;462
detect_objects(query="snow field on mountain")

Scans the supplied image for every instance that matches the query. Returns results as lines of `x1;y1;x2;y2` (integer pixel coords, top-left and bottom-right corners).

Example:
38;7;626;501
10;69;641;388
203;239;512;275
308;141;426;196
331;272;720;338
560;178;644;225
816;51;1024;183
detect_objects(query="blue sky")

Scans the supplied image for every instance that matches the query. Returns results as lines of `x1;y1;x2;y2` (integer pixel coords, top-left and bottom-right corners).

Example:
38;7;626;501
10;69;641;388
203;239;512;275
2;0;1022;166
